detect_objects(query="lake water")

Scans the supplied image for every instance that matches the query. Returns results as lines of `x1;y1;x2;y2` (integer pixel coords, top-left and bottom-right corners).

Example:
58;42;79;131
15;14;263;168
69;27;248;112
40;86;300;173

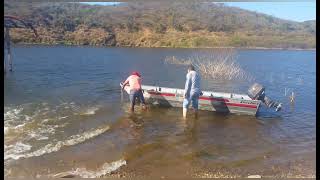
4;45;316;178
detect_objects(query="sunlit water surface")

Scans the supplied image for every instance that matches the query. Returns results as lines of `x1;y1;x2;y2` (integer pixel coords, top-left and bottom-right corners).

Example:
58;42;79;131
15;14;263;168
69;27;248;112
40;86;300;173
4;46;315;178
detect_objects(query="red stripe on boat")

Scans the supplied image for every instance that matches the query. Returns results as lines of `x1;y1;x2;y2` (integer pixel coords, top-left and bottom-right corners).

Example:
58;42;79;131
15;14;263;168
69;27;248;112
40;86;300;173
199;103;257;109
147;91;257;109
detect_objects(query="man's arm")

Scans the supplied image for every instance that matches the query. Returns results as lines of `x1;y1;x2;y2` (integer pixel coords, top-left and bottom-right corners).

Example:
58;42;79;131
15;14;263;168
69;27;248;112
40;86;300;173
122;77;129;90
184;73;191;98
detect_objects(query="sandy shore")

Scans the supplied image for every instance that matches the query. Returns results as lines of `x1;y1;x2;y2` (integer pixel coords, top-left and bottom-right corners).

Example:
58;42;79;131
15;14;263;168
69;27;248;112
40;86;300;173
102;159;315;178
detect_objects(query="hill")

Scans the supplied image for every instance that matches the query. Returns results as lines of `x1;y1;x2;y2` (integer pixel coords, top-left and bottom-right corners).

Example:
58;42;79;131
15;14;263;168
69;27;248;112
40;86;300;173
4;1;316;49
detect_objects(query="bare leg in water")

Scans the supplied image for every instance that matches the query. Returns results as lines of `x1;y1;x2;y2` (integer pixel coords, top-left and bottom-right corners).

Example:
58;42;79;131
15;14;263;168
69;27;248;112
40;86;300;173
183;108;187;119
193;108;198;119
129;90;136;113
184;108;198;119
130;101;135;112
139;90;147;110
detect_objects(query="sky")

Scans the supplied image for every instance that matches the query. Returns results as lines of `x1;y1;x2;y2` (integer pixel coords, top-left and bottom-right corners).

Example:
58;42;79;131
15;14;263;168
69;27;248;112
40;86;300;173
222;2;316;22
80;1;316;22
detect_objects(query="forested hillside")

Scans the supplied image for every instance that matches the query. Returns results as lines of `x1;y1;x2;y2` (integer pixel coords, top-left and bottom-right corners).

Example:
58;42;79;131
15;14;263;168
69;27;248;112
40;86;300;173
4;1;316;49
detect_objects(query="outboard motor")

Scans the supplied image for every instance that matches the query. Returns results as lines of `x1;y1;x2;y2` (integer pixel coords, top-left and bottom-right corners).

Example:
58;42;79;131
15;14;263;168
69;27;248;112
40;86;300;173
247;83;282;111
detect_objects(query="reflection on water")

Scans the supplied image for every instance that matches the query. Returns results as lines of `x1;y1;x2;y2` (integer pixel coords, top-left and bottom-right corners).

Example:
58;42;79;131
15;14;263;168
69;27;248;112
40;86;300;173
4;46;315;177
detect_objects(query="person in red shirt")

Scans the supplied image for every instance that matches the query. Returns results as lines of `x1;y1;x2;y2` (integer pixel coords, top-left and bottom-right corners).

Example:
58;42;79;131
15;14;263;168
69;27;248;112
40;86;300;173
121;71;146;112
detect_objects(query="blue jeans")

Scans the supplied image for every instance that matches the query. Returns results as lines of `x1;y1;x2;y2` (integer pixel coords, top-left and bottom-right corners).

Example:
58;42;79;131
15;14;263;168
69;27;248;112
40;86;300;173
129;89;145;107
183;93;200;110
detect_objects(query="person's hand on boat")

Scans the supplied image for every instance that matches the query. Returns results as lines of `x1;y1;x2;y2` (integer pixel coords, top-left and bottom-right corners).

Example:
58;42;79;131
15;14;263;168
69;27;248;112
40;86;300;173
121;81;127;90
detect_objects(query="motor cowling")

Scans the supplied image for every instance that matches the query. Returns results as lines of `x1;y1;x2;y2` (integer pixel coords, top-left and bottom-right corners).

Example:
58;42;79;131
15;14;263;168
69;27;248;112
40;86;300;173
248;83;282;111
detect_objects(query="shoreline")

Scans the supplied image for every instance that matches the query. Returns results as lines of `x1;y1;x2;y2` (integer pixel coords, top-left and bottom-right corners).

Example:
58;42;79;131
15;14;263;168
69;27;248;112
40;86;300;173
13;42;316;51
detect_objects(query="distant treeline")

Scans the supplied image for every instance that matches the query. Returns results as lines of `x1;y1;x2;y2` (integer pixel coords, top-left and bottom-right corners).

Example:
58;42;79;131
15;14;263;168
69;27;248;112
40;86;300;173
4;1;316;49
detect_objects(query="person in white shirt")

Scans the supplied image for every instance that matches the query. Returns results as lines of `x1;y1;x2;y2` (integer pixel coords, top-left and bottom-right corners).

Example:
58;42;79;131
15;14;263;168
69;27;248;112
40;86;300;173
183;64;202;118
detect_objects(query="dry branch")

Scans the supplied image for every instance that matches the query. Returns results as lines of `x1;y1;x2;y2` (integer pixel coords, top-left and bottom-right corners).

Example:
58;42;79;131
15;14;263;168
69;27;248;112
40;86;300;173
164;48;254;82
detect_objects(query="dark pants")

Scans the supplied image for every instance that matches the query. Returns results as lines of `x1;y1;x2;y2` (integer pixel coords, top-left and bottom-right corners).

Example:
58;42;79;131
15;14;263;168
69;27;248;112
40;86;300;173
129;89;145;111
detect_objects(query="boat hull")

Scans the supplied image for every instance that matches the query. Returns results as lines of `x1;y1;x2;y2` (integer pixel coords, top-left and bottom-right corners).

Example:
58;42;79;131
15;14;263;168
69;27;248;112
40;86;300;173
121;84;261;116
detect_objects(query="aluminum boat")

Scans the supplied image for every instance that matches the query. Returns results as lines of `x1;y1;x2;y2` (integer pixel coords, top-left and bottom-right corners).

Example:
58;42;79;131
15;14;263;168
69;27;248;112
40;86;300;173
120;83;281;116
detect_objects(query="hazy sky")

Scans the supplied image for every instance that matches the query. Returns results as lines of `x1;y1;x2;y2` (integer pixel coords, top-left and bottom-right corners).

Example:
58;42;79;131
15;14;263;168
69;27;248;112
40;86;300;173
222;2;316;22
80;1;316;22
